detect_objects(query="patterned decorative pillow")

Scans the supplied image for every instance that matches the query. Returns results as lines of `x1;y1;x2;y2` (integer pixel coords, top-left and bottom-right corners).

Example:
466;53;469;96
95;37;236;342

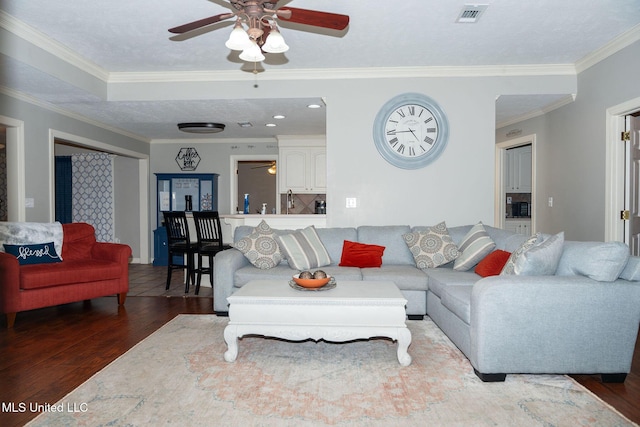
231;220;282;269
276;226;331;271
402;221;459;269
500;233;541;275
453;222;496;271
3;242;62;265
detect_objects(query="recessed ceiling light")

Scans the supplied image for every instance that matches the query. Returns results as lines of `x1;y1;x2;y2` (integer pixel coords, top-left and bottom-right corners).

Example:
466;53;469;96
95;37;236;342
307;104;322;109
265;123;277;127
237;122;253;128
273;114;286;119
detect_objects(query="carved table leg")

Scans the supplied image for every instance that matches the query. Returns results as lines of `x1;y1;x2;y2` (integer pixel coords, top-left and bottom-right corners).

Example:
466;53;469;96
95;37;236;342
396;327;412;366
223;324;238;362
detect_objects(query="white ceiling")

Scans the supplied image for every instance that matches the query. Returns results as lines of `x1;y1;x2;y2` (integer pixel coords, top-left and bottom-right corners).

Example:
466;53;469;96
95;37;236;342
1;0;639;141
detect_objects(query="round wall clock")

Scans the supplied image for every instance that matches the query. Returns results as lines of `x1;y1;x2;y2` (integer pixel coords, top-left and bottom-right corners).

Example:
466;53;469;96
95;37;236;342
373;93;449;169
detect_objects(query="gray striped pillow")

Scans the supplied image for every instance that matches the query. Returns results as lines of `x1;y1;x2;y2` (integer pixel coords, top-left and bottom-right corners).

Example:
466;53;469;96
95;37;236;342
277;226;331;270
453;222;496;271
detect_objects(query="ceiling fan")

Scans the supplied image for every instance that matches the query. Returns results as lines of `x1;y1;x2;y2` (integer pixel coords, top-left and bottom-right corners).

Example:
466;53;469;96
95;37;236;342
169;1;349;61
250;161;277;175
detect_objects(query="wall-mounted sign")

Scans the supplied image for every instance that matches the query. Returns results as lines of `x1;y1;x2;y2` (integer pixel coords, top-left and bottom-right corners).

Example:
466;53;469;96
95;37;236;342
175;147;201;171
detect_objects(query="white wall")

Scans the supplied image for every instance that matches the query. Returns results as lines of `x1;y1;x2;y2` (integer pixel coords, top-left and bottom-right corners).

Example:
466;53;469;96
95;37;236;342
498;40;640;241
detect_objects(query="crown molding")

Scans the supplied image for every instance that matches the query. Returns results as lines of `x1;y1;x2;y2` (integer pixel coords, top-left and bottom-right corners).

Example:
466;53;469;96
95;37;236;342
0;85;150;143
496;94;576;129
109;63;577;85
0;11;109;82
575;23;640;73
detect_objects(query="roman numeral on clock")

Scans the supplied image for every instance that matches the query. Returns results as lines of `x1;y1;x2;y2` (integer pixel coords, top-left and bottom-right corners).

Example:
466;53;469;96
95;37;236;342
388;137;399;147
424;136;434;145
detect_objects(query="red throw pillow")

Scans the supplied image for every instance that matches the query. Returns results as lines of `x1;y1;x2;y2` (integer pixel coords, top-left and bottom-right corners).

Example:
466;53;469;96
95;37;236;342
475;250;511;277
339;240;386;268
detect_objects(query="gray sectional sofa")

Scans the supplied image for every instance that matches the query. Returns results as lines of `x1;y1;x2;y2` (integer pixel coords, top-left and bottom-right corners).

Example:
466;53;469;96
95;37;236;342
213;223;640;383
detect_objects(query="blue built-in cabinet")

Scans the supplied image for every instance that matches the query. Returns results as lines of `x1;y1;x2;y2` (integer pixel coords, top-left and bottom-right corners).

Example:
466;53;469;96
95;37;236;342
153;173;219;266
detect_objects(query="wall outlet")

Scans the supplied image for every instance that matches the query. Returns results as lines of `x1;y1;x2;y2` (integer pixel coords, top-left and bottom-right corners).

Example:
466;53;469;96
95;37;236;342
548;197;553;207
346;197;357;208
25;197;34;208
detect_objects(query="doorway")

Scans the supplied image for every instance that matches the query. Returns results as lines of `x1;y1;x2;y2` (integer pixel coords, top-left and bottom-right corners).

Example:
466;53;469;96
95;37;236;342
623;112;640;255
230;155;279;215
495;134;536;233
0;127;6;221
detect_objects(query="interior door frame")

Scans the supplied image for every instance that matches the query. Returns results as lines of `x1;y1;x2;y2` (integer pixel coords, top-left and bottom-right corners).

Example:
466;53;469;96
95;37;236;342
0;115;26;222
605;97;640;242
49;130;150;263
494;134;537;232
230;154;279;215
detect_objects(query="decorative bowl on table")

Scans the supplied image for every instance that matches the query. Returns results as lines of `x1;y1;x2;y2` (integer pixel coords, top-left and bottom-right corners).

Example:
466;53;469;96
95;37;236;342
292;271;331;288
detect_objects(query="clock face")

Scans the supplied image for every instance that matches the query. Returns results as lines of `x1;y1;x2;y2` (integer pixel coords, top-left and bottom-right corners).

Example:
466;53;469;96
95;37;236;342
373;93;449;169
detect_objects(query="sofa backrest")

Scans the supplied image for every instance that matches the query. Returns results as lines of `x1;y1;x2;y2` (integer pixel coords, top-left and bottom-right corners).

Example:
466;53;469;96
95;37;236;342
357;225;414;265
61;223;97;261
555;240;630;281
232;225;357;266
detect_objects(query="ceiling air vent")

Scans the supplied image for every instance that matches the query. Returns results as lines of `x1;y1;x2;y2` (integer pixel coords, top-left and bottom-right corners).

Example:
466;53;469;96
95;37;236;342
456;4;488;23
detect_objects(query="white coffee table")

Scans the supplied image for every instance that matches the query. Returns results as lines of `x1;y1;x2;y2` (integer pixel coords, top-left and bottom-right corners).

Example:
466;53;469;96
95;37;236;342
223;280;412;366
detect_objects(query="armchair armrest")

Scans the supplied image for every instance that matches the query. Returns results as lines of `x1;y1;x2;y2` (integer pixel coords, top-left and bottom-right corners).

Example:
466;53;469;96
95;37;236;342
213;248;250;314
91;242;132;264
470;275;640;375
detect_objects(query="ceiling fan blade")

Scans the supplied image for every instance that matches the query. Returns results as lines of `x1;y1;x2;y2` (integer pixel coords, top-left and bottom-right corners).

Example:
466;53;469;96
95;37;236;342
169;13;235;34
277;7;349;31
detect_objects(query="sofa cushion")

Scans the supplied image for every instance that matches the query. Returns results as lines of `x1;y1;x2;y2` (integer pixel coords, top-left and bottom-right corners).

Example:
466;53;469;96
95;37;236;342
555;241;630;281
20;260;122;290
232;220;283;270
276;226;331;270
234;264;300;287
339;240;385;268
620;256;640;281
357;226;414;265
424;268;480;298
475;250;511;277
4;242;62;265
360;265;429;291
453;222;496;271
440;285;473;325
403;222;459;269
513;232;564;275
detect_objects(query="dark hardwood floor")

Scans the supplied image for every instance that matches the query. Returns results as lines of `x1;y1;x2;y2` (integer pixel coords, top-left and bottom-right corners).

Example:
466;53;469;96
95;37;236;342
1;264;639;426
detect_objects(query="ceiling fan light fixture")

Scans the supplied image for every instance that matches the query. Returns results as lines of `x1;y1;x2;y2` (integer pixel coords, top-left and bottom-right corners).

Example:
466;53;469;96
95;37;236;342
225;23;252;51
239;41;265;62
262;28;289;53
177;122;225;134
267;162;277;175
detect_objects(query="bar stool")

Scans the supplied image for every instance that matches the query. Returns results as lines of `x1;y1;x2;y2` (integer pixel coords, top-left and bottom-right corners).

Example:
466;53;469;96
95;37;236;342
192;211;232;295
162;211;197;293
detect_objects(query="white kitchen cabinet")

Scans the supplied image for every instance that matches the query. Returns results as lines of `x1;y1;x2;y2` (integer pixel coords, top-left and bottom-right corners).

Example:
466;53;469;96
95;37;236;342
278;137;326;193
505;145;532;193
505;219;531;236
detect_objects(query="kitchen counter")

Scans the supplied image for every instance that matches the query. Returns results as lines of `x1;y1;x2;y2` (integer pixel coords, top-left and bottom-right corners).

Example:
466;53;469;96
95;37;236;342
220;214;327;243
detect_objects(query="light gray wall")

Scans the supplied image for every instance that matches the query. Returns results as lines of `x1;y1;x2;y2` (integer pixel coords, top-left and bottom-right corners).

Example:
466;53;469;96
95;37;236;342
498;40;640;241
0;93;149;258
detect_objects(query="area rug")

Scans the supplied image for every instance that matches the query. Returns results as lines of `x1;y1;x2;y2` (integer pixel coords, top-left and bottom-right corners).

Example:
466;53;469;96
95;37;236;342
27;315;636;426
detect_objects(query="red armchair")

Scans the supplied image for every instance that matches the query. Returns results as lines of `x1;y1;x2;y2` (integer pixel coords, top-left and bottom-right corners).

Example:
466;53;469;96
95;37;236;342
0;222;132;327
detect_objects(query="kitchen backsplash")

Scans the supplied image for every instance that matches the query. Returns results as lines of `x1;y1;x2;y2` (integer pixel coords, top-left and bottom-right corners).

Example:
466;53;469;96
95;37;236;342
281;193;326;214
